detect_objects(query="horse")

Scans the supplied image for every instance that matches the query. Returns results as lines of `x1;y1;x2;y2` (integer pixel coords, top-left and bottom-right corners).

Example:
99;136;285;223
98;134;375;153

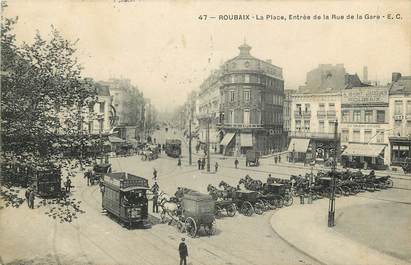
157;191;180;224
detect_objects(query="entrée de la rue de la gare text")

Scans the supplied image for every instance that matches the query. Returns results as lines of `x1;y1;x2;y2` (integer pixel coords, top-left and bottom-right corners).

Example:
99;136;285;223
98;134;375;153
198;13;403;21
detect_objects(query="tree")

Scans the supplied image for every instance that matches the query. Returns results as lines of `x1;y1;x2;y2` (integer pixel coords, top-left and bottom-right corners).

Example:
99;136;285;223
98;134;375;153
1;14;97;184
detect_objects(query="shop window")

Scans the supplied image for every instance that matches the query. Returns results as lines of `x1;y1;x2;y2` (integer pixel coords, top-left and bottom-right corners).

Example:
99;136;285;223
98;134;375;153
377;110;385;123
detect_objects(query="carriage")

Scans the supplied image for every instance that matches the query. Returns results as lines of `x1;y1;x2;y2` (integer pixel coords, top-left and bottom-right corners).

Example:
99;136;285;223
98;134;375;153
207;184;237;218
261;183;293;208
101;172;151;229
401;158;411;174
245;150;260;167
88;163;112;185
141;145;159;161
160;188;216;238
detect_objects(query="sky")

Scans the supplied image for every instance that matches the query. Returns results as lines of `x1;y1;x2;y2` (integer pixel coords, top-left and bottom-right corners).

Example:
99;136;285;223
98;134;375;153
4;0;411;112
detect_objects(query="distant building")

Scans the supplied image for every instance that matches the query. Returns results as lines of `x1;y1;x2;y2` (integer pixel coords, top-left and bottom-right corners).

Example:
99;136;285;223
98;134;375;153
218;43;284;156
388;72;411;166
283;89;296;137
289;64;368;163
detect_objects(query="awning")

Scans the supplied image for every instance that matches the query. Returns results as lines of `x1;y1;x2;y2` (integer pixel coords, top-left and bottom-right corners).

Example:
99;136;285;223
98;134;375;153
287;138;310;153
220;133;235;146
240;133;253;147
342;144;385;157
108;136;125;143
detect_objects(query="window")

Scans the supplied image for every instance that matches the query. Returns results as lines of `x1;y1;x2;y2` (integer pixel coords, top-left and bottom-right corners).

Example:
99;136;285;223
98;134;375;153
244;90;250;101
230;90;235;102
245;74;250;83
88;121;93;134
230;75;235;83
407;121;411;135
99;102;105;113
353;130;361;142
394;121;402;136
319;121;325;132
319;103;325;111
376;130;384;143
99;119;104;133
88;105;94;113
342;110;349;122
407;101;411;115
328;121;335;133
304;104;310;112
353;110;361;122
296;104;302;114
394;100;403;115
304;120;310;132
295;120;302;131
377;110;385;123
328;103;335;109
341;129;349;142
365;110;373;123
243;109;250;125
364;130;372;143
229;110;234;124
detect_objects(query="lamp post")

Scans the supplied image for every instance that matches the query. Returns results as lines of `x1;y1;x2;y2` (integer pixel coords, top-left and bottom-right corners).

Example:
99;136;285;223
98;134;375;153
206;116;211;172
328;119;339;227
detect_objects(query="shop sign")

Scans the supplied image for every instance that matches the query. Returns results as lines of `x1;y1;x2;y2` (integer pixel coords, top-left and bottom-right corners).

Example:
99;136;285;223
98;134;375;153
342;87;388;105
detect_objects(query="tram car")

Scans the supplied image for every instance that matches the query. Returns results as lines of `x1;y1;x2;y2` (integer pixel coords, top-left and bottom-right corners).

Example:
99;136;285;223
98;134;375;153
31;163;63;198
101;172;151;229
165;139;182;158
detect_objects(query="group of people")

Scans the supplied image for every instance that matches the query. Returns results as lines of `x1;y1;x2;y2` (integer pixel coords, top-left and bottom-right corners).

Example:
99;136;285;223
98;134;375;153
24;188;36;209
274;155;282;164
196;157;220;172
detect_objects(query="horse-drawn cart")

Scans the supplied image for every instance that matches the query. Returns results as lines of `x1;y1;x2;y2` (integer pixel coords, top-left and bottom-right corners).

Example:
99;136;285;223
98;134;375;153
160;188;216;237
207;184;237;218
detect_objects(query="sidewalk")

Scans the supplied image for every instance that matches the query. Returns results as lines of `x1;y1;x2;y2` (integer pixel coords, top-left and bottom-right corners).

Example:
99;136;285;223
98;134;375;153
270;196;411;265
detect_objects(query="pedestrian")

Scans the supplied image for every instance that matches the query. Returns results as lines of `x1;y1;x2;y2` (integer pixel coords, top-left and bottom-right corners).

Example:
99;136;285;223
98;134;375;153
85;170;91;186
215;162;218;173
65;177;72;193
177;157;182;167
201;157;206;170
234;158;239;169
197;158;201;170
25;188;30;207
29;189;35;209
278;156;281;163
153;168;158;181
274;156;278;164
178;237;188;265
152;182;159;194
152;192;159;213
214;146;217;153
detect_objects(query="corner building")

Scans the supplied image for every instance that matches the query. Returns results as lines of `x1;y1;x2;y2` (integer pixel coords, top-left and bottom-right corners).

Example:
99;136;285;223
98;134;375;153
218;43;284;156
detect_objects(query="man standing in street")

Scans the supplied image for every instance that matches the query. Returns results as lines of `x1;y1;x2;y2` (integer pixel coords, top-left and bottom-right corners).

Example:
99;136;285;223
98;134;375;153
214;162;218;173
197;158;201;170
278;155;281;163
152;192;159;213
177;157;182;167
29;189;35;209
153;168;158;182
234;158;239;169
178;238;188;265
65;177;72;193
201;157;206;170
25;188;31;207
274;156;278;164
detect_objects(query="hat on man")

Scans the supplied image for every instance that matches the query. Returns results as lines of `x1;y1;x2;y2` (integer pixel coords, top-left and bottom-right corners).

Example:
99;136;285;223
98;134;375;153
181;238;185;241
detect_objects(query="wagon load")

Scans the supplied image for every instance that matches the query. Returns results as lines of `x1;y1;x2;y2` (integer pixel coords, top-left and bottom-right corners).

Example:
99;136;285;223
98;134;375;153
159;188;216;237
102;172;151;229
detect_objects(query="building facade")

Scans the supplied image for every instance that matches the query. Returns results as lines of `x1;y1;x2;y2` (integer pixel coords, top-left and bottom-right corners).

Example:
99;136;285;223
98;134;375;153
197;70;223;152
340;86;390;169
289;64;367;163
388;73;411;166
218;43;284;156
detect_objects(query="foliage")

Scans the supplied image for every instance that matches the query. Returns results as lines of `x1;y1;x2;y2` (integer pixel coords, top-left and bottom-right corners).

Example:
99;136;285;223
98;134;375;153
1;14;97;183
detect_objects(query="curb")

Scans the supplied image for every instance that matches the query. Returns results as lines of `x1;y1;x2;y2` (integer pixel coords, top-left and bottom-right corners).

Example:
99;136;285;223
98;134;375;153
269;212;328;265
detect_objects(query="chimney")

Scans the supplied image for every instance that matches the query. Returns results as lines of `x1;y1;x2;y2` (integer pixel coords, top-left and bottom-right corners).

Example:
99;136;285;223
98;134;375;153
392;72;402;83
363;66;368;83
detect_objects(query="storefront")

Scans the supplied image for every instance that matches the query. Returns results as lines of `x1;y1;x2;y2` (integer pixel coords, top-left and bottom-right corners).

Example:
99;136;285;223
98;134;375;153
389;137;411;166
287;138;310;162
341;143;386;170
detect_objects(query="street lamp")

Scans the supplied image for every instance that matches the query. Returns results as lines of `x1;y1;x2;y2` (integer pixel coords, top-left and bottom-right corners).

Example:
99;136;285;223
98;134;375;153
328;119;339;227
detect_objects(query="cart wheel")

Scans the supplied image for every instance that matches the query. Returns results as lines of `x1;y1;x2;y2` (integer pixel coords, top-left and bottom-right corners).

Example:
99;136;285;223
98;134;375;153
226;203;237;217
275;197;284;208
283;195;293;207
257;199;268;211
241;201;253;216
386;179;393;188
204;220;216;236
254;202;264;215
185;217;197;238
177;220;185;233
215;205;223;219
160;211;167;223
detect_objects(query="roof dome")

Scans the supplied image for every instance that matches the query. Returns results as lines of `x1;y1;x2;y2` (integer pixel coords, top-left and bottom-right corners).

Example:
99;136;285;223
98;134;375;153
238;42;252;57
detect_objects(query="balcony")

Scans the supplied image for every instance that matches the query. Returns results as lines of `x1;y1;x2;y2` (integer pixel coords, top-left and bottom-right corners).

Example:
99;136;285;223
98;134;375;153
317;110;326;118
290;131;340;140
393;115;404;121
327;110;336;118
294;111;311;118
